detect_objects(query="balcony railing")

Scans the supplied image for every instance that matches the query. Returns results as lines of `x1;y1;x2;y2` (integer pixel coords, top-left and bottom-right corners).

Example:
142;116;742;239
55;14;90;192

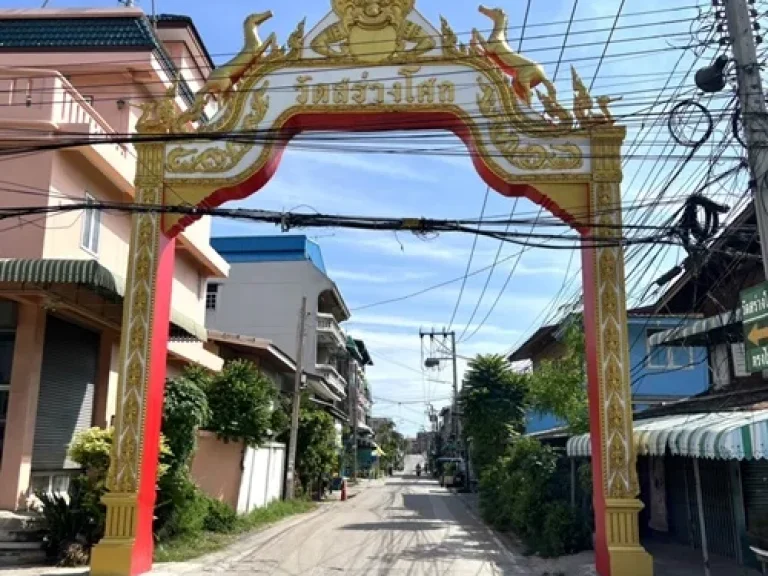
316;363;347;398
0;69;135;190
316;313;346;349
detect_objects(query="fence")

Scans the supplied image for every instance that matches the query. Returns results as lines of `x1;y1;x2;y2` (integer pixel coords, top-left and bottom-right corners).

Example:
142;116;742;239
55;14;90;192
191;431;285;514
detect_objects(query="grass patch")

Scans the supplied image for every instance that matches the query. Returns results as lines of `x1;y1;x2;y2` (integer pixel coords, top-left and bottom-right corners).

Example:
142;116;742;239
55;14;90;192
154;499;316;563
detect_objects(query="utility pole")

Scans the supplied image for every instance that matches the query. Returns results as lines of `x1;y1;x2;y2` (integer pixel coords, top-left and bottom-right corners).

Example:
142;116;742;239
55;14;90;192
350;363;359;480
420;329;459;443
449;332;459;439
285;296;307;500
722;0;768;275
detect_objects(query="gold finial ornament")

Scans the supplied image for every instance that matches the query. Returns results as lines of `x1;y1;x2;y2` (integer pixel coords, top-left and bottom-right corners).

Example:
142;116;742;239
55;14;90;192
135;76;179;134
572;66;594;127
310;0;435;63
535;83;573;128
597;95;622;124
285;18;307;60
571;66;621;128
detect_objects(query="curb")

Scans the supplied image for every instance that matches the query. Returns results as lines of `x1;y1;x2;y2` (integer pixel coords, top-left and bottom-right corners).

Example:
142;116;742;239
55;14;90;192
452;490;528;567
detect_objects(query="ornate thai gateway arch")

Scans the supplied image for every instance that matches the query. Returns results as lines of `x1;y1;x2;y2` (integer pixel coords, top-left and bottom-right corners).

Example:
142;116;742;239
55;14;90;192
90;3;652;575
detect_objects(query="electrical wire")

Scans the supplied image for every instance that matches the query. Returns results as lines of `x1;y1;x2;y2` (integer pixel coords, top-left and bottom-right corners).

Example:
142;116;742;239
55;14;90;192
589;0;627;91
447;187;489;331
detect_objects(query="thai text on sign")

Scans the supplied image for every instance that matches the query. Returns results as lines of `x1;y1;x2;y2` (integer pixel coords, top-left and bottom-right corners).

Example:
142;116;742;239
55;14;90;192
294;66;457;107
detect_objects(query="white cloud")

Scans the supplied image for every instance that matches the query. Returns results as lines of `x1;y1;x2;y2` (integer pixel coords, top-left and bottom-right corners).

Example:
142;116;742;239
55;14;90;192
328;269;434;284
285;148;438;183
330;230;505;263
347;313;520;339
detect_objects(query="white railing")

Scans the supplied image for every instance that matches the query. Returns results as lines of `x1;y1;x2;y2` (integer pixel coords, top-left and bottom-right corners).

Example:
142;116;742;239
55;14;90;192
316;364;347;397
316;312;346;348
0;68;135;186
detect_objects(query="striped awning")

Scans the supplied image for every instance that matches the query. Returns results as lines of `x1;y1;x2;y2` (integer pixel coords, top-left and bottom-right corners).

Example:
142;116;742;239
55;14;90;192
648;309;742;347
566;410;768;460
0;258;206;340
356;422;374;435
0;258;119;294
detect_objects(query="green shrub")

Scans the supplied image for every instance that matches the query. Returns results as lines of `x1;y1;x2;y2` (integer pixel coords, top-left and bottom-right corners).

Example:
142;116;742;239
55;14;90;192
162;371;210;474
68;427;171;482
68;428;112;477
206;360;276;446
539;502;592;557
479;458;514;531
477;437;592;558
203;498;238;533
154;472;209;541
37;476;105;565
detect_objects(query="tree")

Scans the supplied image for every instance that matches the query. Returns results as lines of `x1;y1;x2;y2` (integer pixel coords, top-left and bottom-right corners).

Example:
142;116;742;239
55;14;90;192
278;396;337;496
526;322;588;433
162;370;210;474
374;420;406;471
460;354;528;477
205;359;277;446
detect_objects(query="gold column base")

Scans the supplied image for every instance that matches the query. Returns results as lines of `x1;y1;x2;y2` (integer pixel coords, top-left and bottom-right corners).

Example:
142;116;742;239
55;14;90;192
90;493;139;576
605;498;653;576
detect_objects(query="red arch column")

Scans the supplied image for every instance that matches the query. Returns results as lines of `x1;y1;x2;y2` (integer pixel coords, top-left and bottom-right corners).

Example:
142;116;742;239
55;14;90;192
91;142;175;576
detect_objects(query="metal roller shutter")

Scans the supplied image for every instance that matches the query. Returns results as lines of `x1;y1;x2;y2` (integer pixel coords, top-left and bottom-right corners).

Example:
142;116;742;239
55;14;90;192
696;458;739;560
666;456;693;546
743;460;768;531
32;316;98;471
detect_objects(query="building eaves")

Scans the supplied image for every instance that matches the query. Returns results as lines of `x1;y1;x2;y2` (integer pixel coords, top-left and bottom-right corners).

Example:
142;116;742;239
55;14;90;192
153;13;215;71
0;13;198;108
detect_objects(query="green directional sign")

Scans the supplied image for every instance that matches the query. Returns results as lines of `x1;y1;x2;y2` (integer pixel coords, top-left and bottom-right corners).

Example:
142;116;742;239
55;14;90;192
741;282;768;373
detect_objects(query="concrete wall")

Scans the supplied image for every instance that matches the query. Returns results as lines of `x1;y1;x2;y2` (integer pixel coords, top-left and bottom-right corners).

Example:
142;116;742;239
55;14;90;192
190;431;243;510
206;260;337;369
190;432;285;514
0;152;53;259
46;152;129;272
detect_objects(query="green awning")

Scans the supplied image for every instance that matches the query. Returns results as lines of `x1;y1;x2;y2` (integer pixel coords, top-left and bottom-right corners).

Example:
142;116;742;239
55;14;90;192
346;336;364;363
0;258;206;340
567;410;768;460
647;310;742;347
0;258;118;295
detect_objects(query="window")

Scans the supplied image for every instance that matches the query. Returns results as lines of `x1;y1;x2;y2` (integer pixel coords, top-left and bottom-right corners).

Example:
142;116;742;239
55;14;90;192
205;283;219;310
80;193;101;254
646;328;694;370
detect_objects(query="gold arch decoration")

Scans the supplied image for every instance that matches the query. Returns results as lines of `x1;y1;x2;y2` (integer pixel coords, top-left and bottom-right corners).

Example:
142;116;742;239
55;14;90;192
90;3;652;576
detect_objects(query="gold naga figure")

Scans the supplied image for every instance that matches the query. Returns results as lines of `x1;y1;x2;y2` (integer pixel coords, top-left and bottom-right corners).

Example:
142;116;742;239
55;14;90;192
310;0;435;63
472;5;550;105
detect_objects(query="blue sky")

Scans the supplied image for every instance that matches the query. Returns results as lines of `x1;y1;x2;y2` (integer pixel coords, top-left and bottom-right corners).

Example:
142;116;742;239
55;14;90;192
11;0;742;434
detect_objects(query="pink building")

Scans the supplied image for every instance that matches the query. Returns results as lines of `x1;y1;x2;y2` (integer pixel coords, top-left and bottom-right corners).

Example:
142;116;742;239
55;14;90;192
0;7;229;511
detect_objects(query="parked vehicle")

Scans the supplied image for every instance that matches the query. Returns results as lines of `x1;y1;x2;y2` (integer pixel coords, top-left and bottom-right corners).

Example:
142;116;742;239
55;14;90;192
437;457;465;488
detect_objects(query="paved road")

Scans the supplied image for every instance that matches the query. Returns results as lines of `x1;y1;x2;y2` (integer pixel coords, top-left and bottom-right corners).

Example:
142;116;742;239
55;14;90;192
148;455;531;576
11;455;535;576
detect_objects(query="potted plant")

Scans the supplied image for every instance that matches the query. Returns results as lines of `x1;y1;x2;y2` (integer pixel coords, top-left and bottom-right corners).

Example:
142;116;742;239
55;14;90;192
747;513;768;568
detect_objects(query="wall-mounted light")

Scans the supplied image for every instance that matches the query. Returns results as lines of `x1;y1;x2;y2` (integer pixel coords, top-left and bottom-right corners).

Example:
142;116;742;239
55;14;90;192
116;99;126;110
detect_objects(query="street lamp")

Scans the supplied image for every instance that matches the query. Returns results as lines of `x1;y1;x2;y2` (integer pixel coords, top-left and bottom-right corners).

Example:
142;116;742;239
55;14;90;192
424;356;452;368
